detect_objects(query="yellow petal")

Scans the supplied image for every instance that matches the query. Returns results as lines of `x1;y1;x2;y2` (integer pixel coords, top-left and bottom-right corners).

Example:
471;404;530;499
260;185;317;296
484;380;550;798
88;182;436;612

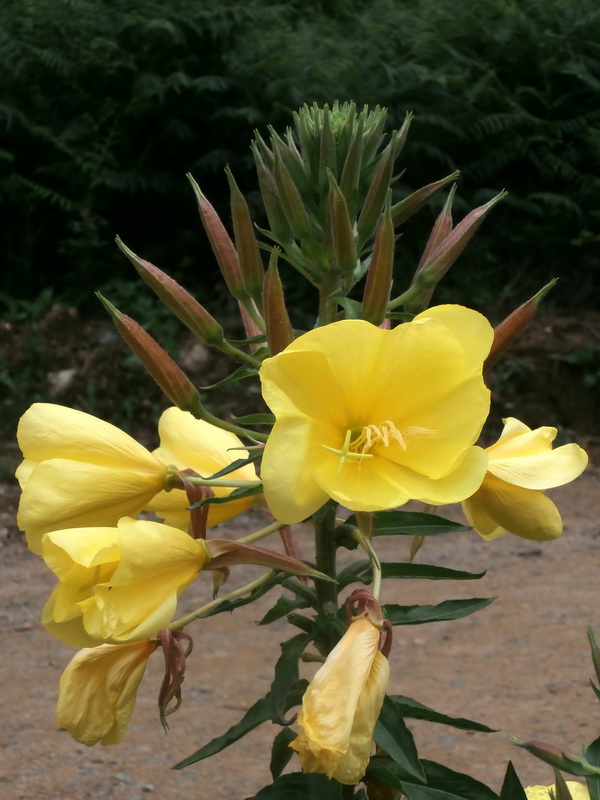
412;304;494;373
525;783;589;800
489;442;588;490
56;640;157;746
464;475;563;541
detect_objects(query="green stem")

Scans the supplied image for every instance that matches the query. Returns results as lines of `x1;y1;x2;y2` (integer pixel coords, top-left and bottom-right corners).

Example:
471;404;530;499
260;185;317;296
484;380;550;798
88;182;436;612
237;519;286;543
353;528;382;601
180;476;262;490
313;501;338;615
219;340;263;369
189;400;268;443
168;569;277;631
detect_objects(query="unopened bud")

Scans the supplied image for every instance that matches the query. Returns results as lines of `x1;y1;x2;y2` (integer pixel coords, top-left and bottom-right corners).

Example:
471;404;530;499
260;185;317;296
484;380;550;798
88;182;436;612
362;191;394;325
187;174;247;299
225;167;265;302
357;135;397;250
391;170;459;227
272;151;312;240
263;251;294;356
328;171;357;277
115;237;224;346
485;279;557;371
513;739;600;777
97;293;202;415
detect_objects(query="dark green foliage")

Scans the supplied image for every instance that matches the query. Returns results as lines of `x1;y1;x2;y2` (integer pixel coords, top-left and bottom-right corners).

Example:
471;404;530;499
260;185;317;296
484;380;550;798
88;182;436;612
1;0;598;311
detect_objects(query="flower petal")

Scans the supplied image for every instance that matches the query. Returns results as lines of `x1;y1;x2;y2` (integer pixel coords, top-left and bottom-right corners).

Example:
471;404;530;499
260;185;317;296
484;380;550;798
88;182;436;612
412;305;494;373
489;442;588;490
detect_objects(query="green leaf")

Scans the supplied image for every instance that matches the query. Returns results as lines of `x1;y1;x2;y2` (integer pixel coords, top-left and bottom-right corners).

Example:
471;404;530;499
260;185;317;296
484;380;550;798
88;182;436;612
387;695;496;733
203;573;286;617
245;772;343;799
337;560;485;588
270;728;296;780
200;364;257;389
258;595;311;625
232;413;276;425
365;757;498;799
374;695;425;781
203;448;263;480
499;762;528;800
331;294;362;318
585;736;600;800
270;633;312;725
346;510;472;537
188;483;263;508
383;597;496;625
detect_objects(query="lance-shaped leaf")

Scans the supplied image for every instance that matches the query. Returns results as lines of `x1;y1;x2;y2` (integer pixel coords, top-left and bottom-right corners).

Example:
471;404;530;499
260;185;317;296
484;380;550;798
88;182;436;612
226;167;264;302
97;294;202;414
328;170;357;276
247;772;344;799
365;757;499;800
499;762;528;800
404;190;507;313
263;251;294;356
391;171;459;228
385;694;496;733
188;173;247;299
115;237;225;346
374;694;425;781
200;364;257;390
206;539;332;582
336;560;485;589
362;190;394;325
383;597;495;625
485;279;558;371
258;595;312;626
270;728;297;780
346;510;472;537
270;632;312;725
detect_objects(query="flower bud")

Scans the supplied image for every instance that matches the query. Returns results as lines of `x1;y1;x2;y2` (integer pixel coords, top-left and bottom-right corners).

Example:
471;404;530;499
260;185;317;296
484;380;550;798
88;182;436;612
97;294;203;415
263;251;294;356
362;191;394;325
328;170;358;277
391;170;459;227
115;237;225;346
225;167;265;302
513;739;600;777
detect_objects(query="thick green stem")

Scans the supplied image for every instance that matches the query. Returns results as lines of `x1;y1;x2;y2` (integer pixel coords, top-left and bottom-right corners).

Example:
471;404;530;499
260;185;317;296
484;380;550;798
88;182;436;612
313;500;338;620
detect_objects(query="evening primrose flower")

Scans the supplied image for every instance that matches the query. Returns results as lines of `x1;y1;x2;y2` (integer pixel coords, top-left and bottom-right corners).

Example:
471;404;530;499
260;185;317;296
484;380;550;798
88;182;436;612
56;639;158;746
146;406;258;530
290;614;390;785
462;417;588;541
16;404;172;554
259;306;493;523
525;783;589;800
41;517;209;647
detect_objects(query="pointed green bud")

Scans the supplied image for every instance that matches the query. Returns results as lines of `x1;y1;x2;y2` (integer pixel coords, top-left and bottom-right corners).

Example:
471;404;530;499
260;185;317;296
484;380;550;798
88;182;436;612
513;739;600;777
328;170;357;277
263;250;294;356
416;183;457;270
252;142;292;243
187;174;246;299
356;133;397;250
391;170;460;227
225;167;265;303
484;279;558;371
319;106;337;191
272;150;312;240
339;114;365;219
115;237;225;346
97;293;203;415
362;191;394;325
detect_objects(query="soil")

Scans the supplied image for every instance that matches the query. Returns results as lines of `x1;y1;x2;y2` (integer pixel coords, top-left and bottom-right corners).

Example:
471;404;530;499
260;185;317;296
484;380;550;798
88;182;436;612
1;307;599;799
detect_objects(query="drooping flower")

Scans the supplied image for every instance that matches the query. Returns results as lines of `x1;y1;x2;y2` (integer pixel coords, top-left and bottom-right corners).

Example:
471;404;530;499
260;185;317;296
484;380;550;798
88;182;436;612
41;517;209;647
146;406;259;531
16;404;171;554
525;782;590;800
56;639;158;746
290;614;390;785
462;417;588;541
259;306;493;523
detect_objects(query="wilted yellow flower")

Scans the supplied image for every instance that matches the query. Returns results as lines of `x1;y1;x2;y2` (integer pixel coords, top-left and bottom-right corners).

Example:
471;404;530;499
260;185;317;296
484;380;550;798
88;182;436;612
146;406;258;530
260;306;493;523
16;404;170;554
290;614;390;785
463;417;588;541
525;782;590;800
56;639;158;746
42;517;208;647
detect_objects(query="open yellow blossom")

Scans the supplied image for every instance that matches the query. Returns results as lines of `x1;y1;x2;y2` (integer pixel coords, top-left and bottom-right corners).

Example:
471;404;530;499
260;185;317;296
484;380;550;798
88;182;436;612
525;782;589;799
56;639;158;746
259;306;493;523
16;404;170;554
463;417;588;541
41;517;208;647
290;614;390;785
146;406;258;530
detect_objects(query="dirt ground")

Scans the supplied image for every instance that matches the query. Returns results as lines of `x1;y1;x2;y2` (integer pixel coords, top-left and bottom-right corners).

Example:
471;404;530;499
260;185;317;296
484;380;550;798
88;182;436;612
1;308;599;799
1;465;599;800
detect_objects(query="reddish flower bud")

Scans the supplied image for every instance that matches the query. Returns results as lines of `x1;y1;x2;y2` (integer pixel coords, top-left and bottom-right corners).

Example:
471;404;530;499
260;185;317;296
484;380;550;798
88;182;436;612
263;252;294;356
362;191;394;325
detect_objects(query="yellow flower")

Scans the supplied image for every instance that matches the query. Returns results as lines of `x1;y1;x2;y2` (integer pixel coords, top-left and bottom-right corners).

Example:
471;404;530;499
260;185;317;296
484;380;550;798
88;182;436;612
290;615;390;785
56;639;158;746
16;404;169;554
41;517;208;646
525;782;590;800
259;305;493;523
146;406;259;530
462;417;588;541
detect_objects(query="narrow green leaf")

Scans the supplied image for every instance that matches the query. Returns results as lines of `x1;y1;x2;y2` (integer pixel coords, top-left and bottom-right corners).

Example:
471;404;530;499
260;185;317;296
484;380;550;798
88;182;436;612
245;772;343;799
585;736;600;800
203;573;286;617
365;757;498;800
270;633;312;725
499;762;528;800
270;728;296;780
201;364;257;389
387;695;496;733
346;510;471;537
374;695;425;780
383;597;496;625
258;595;311;626
204;449;263;480
337;561;485;588
188;483;263;508
232;413;276;425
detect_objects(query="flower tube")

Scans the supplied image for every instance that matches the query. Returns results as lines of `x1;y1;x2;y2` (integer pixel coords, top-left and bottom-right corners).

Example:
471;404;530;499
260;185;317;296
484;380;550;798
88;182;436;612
290;614;390;785
259;305;493;523
463;417;588;541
